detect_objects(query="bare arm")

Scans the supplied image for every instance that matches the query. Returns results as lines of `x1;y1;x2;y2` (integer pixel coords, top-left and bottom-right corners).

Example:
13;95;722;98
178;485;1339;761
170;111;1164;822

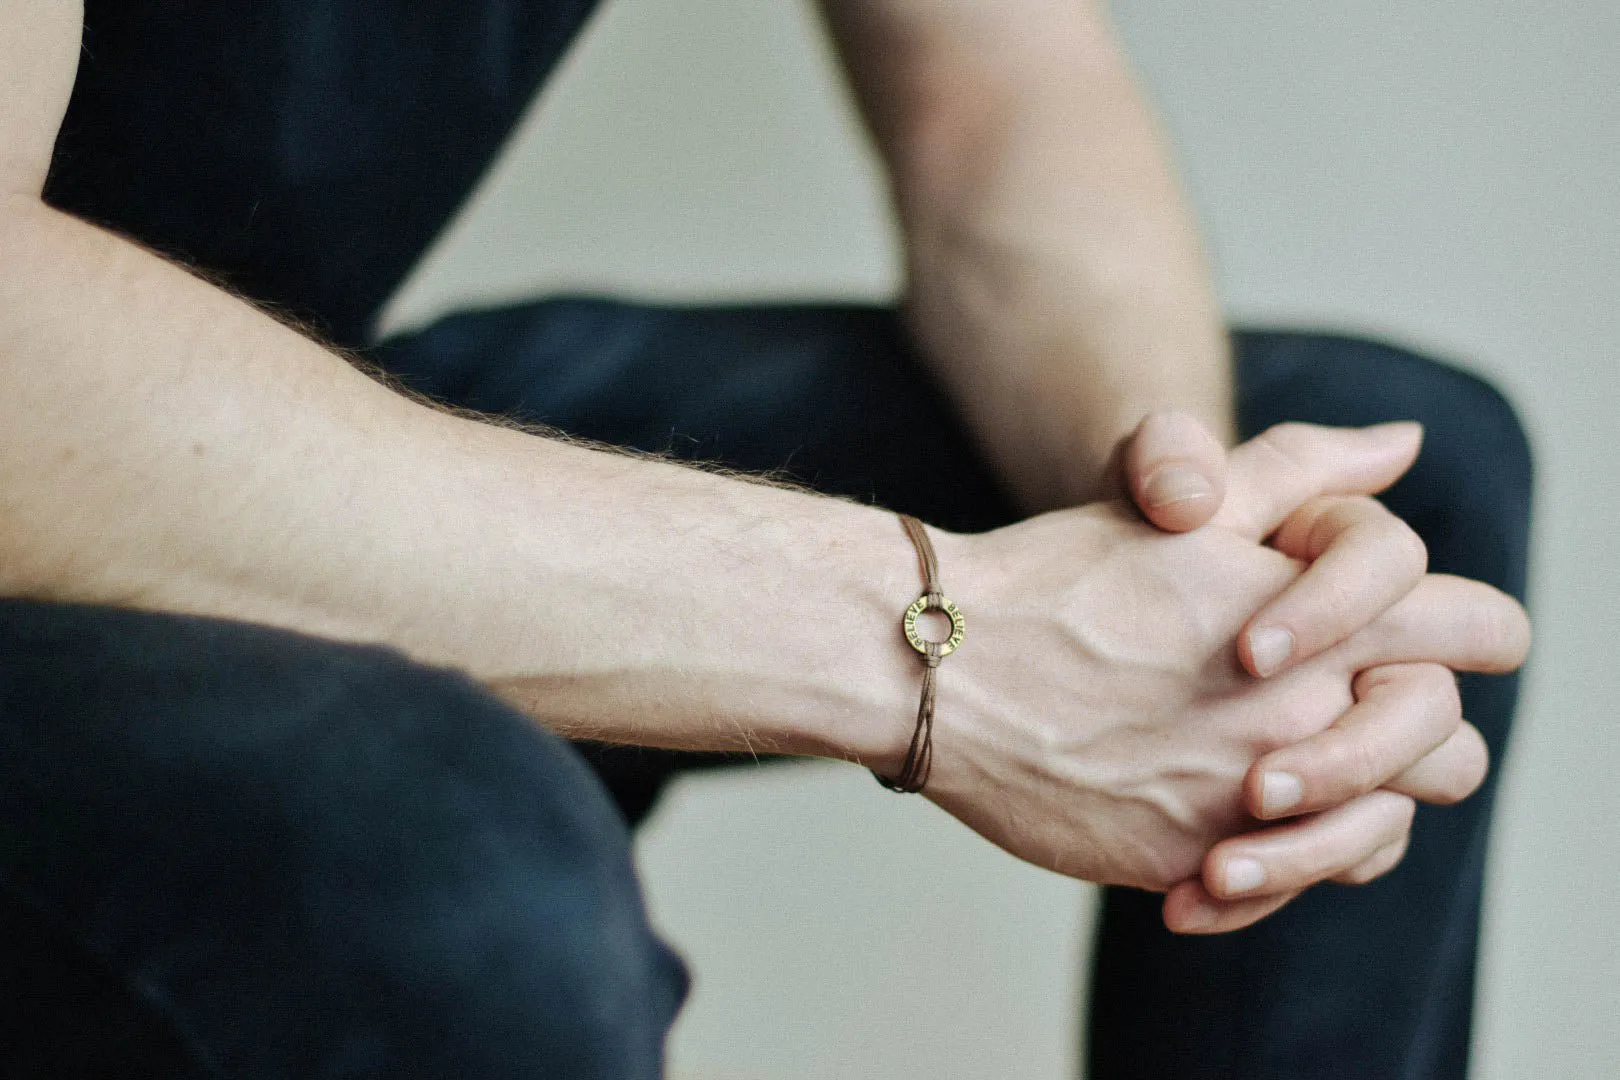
0;190;922;761
0;0;923;768
0;4;1524;930
819;0;1231;511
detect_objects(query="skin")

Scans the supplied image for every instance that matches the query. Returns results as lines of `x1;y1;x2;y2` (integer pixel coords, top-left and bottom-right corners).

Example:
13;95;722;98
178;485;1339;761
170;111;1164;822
928;507;1514;892
815;0;1519;928
818;0;1234;509
0;0;1527;941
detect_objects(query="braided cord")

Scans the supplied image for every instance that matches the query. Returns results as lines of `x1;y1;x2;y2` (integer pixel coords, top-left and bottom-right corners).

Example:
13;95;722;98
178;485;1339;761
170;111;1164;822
874;514;959;794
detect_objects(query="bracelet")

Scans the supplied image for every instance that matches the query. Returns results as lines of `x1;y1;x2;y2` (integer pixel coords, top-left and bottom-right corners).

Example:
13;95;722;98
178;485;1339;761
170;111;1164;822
873;514;965;794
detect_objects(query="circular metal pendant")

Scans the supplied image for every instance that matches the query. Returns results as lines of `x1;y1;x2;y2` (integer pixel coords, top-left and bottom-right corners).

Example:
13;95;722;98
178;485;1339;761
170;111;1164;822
903;592;965;658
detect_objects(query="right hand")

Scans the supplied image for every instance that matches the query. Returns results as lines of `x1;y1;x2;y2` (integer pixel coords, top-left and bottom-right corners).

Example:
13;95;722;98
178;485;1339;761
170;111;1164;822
917;493;1525;895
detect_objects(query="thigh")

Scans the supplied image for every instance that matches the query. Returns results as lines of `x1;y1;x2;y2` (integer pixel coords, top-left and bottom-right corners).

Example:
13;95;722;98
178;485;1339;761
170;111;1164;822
0;600;685;1078
379;304;1534;1079
372;298;1019;531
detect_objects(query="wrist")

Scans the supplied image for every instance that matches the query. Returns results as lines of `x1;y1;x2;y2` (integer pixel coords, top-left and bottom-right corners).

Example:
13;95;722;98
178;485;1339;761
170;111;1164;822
787;506;955;778
482;456;935;776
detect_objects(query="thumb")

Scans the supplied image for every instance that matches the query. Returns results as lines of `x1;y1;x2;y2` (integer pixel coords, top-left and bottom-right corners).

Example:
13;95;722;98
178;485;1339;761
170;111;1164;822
1213;421;1424;541
1123;410;1229;533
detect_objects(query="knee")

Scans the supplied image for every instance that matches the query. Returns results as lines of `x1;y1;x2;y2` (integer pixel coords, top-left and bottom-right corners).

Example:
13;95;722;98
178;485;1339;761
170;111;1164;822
1239;331;1532;510
1237;331;1533;595
1405;349;1530;513
0;605;685;1077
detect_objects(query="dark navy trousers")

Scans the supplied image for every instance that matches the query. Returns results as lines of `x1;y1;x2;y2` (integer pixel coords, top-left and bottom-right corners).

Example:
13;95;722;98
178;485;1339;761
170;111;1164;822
18;2;1533;1074
0;297;1529;1078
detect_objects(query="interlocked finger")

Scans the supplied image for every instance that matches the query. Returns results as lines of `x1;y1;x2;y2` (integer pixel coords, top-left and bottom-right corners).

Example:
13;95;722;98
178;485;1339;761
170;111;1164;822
1348;573;1531;674
1332;836;1410;886
1213;421;1423;542
1202;789;1417;901
1384;720;1490;806
1162;879;1301;936
1246;662;1460;819
1238;496;1428;677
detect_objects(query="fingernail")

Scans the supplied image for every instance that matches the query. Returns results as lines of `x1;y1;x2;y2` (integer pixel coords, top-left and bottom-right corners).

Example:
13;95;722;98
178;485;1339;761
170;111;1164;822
1143;466;1213;509
1248;626;1295;677
1223;857;1267;895
1260;771;1304;816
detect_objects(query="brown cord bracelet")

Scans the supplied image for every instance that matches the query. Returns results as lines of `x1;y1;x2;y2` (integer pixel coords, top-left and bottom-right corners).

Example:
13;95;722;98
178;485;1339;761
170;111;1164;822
873;514;965;794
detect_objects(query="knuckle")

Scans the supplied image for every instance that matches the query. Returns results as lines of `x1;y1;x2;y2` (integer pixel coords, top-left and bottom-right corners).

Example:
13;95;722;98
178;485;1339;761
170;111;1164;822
1390;519;1430;576
1464;602;1519;667
1352;663;1402;698
1300;497;1351;549
1326;494;1381;526
1459;739;1490;798
1364;788;1417;832
1274;498;1330;550
1137;408;1179;437
1338;861;1381;886
1312;575;1366;625
1342;737;1384;795
1503;600;1533;666
1439;725;1491;804
1303;734;1376;799
1252;425;1313;476
1343;506;1425;575
1391;792;1418;830
1263;421;1316;449
1341;838;1409;885
1437;669;1464;720
1432;777;1474;806
1261;706;1326;751
1414;663;1463;721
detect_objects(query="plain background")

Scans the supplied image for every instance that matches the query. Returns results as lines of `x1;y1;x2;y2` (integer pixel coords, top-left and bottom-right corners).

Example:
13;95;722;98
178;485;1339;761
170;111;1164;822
380;0;1620;1076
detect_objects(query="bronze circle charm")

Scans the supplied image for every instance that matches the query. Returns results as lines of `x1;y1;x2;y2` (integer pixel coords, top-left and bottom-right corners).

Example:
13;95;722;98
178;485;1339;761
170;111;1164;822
903;592;965;658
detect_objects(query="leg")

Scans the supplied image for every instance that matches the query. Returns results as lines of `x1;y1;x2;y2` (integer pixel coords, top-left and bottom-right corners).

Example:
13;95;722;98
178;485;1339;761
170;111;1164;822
375;304;1530;1078
0;600;686;1078
372;298;1017;530
1087;331;1532;1080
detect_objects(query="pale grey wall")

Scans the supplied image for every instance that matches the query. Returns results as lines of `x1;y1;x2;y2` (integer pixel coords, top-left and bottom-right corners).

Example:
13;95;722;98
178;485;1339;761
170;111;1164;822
383;0;1620;1076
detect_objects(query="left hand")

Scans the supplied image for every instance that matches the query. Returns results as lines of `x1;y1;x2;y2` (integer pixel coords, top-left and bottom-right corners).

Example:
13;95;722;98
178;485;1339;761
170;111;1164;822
1111;411;1508;932
1119;411;1435;681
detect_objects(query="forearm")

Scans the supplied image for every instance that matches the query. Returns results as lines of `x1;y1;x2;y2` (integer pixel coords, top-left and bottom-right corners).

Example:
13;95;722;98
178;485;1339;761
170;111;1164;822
0;197;917;767
821;0;1231;509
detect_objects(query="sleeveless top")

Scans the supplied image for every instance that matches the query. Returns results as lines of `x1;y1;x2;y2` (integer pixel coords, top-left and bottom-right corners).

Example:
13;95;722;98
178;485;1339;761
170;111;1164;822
46;1;601;346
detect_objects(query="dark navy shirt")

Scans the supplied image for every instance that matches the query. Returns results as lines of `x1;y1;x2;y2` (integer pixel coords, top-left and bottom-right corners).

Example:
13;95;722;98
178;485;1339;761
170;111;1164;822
47;2;601;347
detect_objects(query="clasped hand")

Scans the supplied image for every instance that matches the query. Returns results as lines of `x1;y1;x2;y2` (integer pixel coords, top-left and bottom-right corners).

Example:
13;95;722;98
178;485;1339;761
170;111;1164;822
923;415;1529;934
